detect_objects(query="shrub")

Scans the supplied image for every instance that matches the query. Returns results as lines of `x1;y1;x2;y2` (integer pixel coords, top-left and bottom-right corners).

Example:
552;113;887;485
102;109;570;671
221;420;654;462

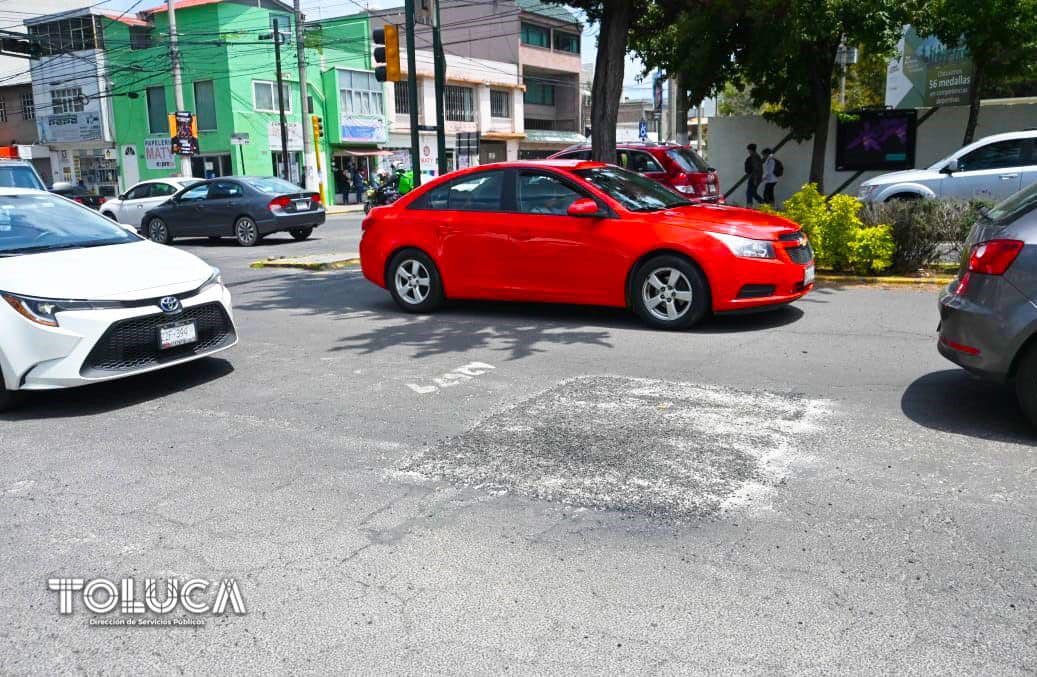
849;225;895;274
824;195;864;272
782;183;828;260
859;198;987;274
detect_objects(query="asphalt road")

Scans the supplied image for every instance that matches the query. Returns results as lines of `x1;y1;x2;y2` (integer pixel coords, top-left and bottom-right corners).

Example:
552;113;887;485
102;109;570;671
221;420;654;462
2;213;1035;675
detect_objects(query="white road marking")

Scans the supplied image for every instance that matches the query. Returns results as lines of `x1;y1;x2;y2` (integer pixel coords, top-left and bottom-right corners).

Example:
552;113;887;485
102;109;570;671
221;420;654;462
406;362;496;394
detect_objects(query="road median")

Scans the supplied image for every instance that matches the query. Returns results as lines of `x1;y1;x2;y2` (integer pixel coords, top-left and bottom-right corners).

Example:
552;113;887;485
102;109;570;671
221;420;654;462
250;252;360;271
816;272;955;286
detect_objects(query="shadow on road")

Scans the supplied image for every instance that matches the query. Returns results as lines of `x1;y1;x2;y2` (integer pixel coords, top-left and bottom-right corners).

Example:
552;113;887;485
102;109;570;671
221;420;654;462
1;358;234;421
234;269;806;361
901;370;1036;443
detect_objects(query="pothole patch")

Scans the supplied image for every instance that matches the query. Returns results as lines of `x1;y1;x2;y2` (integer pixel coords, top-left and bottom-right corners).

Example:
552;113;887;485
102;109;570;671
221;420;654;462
398;376;828;521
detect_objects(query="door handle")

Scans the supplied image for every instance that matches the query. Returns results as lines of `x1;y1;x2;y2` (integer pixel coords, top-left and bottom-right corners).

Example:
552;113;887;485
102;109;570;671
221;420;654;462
999;174;1019;180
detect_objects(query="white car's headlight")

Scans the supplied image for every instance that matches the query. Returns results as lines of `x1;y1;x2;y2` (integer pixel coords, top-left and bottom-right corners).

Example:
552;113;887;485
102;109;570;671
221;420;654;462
198;267;223;294
707;232;776;259
1;292;121;327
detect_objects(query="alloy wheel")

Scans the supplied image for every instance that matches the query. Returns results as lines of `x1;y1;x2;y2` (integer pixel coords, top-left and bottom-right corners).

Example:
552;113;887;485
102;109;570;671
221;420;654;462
148;219;168;244
641;267;694;321
236;218;258;246
394;259;432;305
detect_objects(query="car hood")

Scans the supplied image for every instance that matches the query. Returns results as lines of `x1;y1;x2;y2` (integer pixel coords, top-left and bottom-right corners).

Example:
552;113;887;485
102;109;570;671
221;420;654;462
654;203;801;240
862;168;941;186
0;240;213;300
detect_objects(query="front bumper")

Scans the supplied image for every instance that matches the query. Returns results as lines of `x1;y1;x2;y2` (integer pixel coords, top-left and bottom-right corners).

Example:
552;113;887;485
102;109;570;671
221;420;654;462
1;285;236;391
709;246;814;313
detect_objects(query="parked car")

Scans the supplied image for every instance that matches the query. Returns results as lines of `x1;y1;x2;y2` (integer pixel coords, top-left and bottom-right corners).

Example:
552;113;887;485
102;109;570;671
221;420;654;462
549;142;722;201
359;160;813;330
938;181;1037;425
859;130;1037;203
141;176;325;247
49;181;108;210
0;188;237;412
0;160;46;191
101;178;201;228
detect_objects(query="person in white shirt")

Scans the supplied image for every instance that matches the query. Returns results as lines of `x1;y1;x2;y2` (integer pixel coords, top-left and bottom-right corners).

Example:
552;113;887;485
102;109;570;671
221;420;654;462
761;148;778;207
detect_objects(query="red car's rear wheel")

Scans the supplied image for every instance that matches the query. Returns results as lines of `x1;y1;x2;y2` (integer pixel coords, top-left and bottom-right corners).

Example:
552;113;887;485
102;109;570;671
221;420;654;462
388;249;444;313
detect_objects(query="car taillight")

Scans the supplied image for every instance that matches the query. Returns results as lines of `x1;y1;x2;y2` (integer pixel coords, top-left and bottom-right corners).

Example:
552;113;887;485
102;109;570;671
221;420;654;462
310;193;322;208
98;196;107;204
968;239;1023;275
73;197;84;204
268;196;292;211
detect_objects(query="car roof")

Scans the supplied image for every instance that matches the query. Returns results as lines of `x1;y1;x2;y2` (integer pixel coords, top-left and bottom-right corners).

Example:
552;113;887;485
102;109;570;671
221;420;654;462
0;187;53;196
470;159;607;171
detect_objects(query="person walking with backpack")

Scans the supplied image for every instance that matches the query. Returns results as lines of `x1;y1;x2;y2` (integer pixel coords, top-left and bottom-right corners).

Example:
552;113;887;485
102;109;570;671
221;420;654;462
744;143;764;207
761;148;783;207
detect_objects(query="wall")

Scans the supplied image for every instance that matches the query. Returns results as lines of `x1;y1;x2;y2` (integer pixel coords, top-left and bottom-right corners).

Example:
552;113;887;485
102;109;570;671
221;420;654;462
0;84;40;145
708;100;1037;207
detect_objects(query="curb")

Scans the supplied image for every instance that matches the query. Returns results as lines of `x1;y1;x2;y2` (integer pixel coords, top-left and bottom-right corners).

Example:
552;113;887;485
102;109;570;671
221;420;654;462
324;206;365;216
250;257;360;271
816;273;954;286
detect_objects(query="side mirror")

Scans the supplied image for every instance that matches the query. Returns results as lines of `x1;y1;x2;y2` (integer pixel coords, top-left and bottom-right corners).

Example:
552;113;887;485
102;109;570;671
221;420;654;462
567;197;602;218
941;158;959;174
118;193;127;201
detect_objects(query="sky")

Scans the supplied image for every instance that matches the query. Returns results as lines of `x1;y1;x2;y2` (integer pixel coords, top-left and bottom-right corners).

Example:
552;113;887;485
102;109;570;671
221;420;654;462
93;0;655;100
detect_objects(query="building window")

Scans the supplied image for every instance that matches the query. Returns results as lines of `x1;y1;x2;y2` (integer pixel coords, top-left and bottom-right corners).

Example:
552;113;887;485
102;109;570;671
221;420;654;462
524;118;555;130
51;87;85;114
445;85;475;122
339;69;383;116
307;96;313;114
553;31;580;53
520;22;549;48
525;79;555;106
0;97;7;123
146;86;167;133
394;83;414;115
253;80;292;113
129;26;153;50
490;90;510;118
193;80;217;131
28;16;100;56
20;92;33;120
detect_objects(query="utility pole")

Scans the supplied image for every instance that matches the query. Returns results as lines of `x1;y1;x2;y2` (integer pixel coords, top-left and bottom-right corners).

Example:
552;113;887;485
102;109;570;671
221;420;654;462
431;0;447;175
263;19;291;182
166;0;192;177
403;0;421;187
293;0;317;191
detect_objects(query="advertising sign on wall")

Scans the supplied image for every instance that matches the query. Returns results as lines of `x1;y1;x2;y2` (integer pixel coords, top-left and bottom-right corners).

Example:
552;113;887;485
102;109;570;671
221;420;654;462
145;138;174;170
37;112;102;143
885;26;974;108
168;111;199;156
267;121;303;151
340;116;387;144
835;109;918;171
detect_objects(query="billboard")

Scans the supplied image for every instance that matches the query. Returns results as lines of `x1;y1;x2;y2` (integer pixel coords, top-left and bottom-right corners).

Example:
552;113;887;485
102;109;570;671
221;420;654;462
885;26;974;108
835;109;917;171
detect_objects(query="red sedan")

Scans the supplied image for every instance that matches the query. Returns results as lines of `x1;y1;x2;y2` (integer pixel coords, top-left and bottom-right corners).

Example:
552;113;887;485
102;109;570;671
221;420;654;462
359;160;814;329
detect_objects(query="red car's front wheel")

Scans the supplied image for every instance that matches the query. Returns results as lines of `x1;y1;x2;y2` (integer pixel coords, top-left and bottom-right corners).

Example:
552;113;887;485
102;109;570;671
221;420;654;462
632;255;709;330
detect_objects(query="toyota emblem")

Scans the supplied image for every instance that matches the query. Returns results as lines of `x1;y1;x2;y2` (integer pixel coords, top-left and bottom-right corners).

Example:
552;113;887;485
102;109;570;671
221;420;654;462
159;296;182;315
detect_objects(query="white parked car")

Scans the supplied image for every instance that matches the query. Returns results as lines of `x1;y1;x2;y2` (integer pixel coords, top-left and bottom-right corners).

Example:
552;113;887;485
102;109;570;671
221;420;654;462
101;178;201;227
858;130;1037;203
0;189;237;411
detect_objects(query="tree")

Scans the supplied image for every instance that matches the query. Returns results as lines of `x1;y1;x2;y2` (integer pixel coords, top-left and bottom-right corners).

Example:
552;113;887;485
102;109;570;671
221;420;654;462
832;46;892;111
918;0;1037;145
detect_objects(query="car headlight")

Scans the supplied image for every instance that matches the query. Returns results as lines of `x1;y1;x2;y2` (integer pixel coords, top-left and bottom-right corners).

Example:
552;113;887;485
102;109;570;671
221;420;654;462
707;232;776;259
858;184;877;199
199;267;223;293
0;292;116;327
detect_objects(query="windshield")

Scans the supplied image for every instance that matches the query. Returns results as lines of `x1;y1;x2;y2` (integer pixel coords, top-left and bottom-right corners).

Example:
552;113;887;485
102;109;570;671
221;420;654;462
243;177;303;195
984;182;1037;226
666;147;709;173
0;193;139;255
0;165;45;191
574;166;693;212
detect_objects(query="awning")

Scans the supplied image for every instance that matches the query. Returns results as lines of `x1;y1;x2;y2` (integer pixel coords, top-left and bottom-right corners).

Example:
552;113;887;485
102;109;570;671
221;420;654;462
340;149;393;157
521;130;588;146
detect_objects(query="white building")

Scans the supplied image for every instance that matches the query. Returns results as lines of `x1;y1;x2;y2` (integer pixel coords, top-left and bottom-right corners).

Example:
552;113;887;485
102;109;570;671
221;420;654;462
384;51;525;177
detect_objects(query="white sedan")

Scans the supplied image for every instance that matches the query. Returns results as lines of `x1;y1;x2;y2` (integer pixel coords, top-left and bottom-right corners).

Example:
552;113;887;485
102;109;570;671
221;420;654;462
100;178;201;227
0;188;237;411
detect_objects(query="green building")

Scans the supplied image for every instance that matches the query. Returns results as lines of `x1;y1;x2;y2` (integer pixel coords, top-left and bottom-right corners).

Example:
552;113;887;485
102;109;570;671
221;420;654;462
100;0;379;201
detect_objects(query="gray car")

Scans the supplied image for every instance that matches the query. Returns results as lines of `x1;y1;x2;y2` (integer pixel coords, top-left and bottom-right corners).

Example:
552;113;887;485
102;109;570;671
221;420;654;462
938;181;1037;424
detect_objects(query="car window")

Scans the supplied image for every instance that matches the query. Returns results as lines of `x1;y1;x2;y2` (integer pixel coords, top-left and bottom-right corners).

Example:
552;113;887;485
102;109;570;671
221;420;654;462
423;171;504;211
984;181;1037;226
0;193;138;255
628;151;663;173
559;149;591;160
517;172;584;215
574;166;693;212
958;140;1026;172
125;184;152;200
0;165;45;190
243;177;301;195
179;183;210;202
151;183;178;197
666;147;710;172
209;181;244;199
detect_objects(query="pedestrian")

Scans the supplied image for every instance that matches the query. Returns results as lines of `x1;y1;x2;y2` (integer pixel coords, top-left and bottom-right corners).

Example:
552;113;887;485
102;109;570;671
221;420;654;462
761;148;781;207
351;165;364;205
744;143;764;207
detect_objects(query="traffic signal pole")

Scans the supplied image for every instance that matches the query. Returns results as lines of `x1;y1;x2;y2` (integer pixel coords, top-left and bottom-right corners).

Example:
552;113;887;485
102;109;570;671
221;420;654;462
403;0;421;187
432;0;447;175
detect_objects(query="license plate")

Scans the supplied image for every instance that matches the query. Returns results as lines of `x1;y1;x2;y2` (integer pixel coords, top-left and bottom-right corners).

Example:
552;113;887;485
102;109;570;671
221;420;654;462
159;321;197;350
804;265;815;285
294;199;311;211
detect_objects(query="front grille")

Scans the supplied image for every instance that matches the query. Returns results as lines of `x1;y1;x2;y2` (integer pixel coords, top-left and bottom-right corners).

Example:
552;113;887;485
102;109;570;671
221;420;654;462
737;284;776;299
81;302;235;377
786;243;814;264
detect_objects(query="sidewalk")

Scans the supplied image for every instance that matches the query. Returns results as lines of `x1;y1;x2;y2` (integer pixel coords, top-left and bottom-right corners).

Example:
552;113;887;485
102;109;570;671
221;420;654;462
324;203;365;216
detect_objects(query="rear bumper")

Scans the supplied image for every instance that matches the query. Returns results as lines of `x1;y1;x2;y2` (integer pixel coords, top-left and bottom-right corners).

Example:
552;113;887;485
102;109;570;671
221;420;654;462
256;210;326;234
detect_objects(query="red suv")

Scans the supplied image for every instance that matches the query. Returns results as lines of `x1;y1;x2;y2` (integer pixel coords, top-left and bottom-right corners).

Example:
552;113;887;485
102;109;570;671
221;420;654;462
549;143;721;201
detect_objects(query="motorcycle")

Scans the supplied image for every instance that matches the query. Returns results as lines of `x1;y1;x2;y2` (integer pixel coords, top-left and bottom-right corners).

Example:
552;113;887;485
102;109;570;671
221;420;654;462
364;182;401;214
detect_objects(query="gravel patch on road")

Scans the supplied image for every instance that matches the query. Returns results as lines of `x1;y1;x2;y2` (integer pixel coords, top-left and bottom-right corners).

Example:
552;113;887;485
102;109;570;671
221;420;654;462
399;376;828;520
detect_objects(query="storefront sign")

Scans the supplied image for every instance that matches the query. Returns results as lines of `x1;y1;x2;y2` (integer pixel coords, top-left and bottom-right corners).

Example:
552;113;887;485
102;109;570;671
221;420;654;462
268;122;303;151
419;142;438;175
145;138;174;170
230;132;251;145
37;112;102;143
886;25;975;108
340;116;387;144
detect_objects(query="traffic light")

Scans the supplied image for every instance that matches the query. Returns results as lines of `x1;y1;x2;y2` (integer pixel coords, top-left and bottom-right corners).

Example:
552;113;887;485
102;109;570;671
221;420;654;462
372;24;400;82
311;115;324;140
